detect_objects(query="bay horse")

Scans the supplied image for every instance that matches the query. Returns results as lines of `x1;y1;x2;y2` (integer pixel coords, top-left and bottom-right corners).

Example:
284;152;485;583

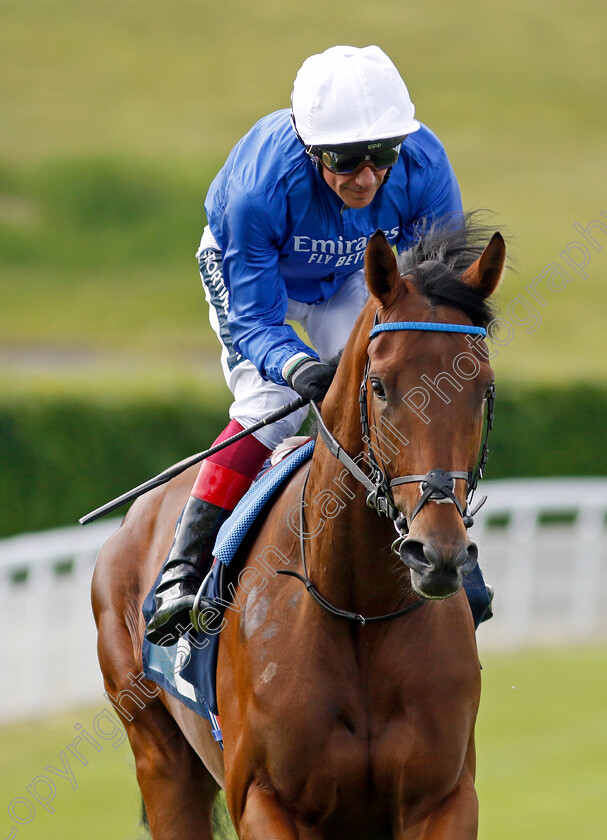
92;218;505;839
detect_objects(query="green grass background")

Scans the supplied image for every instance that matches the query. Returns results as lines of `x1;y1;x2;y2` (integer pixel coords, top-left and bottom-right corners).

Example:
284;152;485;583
1;646;605;839
2;0;607;391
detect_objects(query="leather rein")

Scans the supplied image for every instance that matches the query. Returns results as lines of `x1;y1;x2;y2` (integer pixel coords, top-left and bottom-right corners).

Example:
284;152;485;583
276;316;495;626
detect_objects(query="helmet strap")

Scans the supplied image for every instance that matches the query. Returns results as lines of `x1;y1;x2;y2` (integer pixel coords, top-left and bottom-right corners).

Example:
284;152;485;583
291;111;323;174
381;165;393;187
290;112;305;146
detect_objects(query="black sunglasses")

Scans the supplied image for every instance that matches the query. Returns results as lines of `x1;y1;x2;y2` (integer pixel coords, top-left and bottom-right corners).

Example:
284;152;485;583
310;144;402;174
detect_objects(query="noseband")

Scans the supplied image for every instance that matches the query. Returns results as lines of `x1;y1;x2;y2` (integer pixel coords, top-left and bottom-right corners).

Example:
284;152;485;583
310;316;495;551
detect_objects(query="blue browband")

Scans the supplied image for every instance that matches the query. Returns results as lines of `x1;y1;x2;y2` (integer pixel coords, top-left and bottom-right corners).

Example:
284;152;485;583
369;321;487;339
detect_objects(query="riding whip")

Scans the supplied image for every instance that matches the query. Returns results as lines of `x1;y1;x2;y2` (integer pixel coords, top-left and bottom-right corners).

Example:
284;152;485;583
79;394;308;525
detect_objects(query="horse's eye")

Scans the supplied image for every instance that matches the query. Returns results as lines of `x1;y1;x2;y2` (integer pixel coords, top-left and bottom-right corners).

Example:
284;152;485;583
483;382;495;402
370;378;387;401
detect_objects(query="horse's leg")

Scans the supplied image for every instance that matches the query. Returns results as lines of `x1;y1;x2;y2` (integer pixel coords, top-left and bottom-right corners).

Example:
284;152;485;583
234;785;319;840
124;699;220;839
406;780;478;840
97;609;219;840
396;741;478;840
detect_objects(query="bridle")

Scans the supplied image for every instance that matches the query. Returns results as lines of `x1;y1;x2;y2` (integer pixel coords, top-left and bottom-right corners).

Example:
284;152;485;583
310;315;495;549
277;313;496;626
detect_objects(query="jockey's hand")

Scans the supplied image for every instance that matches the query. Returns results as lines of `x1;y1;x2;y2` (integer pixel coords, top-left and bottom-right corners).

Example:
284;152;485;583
286;356;335;401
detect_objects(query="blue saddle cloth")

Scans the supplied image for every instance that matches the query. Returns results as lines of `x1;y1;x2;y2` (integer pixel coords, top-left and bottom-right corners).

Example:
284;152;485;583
213;439;315;564
141;440;315;739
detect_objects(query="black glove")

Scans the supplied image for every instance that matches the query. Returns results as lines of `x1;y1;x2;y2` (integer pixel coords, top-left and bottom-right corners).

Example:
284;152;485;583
285;356;335;401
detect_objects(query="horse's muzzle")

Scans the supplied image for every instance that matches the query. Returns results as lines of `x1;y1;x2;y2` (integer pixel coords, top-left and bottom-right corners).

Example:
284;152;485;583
399;537;478;599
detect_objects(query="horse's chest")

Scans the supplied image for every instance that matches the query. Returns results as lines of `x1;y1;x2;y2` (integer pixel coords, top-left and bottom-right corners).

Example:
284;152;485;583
243;661;470;806
223;590;478;829
245;693;467;838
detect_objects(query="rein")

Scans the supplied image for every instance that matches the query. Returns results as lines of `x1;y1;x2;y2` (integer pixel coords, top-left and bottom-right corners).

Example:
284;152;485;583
277;316;496;625
277;468;426;625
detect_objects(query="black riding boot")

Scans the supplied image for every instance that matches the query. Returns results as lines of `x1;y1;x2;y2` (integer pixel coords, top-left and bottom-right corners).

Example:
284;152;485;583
145;496;229;646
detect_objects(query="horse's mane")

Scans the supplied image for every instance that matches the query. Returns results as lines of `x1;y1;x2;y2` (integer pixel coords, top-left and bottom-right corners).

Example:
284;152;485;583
319;214;499;394
396;212;498;329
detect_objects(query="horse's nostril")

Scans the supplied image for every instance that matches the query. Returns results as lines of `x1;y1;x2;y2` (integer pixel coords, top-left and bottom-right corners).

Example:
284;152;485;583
400;539;434;574
402;539;478;578
459;542;478;575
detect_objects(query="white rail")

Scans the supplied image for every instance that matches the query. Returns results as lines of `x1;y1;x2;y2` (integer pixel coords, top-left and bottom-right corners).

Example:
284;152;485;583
471;478;607;650
0;519;121;724
0;479;606;722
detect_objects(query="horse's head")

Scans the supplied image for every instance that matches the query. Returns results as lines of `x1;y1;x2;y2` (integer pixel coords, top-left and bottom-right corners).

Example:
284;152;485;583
362;219;505;600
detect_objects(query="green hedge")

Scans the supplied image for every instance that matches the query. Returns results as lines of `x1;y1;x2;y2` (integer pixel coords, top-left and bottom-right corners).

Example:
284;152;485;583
0;383;605;538
0;391;229;538
488;382;607;479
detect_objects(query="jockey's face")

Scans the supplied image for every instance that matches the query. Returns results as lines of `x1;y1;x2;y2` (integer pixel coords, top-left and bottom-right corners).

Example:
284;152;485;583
322;162;388;209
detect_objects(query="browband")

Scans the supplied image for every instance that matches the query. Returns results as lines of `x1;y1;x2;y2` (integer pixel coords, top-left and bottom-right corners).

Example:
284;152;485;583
369;321;487;339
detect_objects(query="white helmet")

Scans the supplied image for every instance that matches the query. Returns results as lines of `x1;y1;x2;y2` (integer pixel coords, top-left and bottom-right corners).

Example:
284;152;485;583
291;45;420;148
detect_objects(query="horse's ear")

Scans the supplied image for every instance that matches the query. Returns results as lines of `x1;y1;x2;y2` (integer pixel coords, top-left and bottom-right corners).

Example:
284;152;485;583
461;232;505;298
365;230;403;304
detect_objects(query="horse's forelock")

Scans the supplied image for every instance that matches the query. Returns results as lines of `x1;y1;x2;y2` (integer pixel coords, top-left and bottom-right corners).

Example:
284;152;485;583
396;213;499;329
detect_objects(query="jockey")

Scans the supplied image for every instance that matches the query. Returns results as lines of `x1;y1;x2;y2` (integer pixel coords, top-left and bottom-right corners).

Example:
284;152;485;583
145;45;481;645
